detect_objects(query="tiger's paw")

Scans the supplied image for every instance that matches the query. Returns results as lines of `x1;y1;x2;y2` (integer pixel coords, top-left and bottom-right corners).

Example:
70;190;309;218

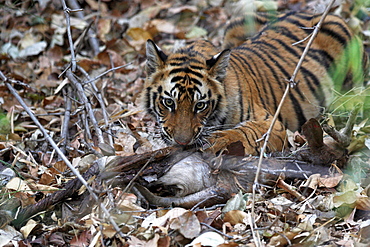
204;130;249;156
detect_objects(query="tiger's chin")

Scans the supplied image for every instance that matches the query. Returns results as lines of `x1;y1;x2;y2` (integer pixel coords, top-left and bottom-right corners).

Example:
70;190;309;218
163;137;196;147
161;132;208;149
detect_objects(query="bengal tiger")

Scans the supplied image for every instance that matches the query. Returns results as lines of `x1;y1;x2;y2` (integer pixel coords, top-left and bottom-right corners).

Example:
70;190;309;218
142;11;368;155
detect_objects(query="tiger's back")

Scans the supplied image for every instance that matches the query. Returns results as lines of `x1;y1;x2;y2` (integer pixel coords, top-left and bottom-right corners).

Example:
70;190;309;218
224;12;366;131
143;12;368;155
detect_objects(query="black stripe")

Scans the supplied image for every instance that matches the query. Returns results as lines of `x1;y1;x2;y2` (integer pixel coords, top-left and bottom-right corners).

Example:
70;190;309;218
307;48;334;70
228;57;244;123
168;56;188;64
231;49;270;112
239;45;306;125
224;18;243;33
171;76;182;83
190;65;204;70
286;16;310;27
241;125;260;154
266;38;302;59
234;45;284;111
164;90;172;97
191;78;202;86
289;95;307;129
209;94;225;125
145;87;152;110
169;68;203;79
300;66;325;102
247;40;308;103
320;25;349;46
266;36;334;77
294;12;314;20
236;128;253;148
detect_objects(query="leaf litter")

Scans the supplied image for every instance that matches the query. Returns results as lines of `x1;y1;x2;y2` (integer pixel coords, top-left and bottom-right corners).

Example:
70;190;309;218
0;0;369;246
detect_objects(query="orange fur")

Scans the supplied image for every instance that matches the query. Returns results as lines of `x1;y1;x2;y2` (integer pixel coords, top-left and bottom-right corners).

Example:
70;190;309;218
142;12;367;155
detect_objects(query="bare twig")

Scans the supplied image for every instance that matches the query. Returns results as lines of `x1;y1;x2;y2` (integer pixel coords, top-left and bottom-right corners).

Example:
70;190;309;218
1;72;127;238
65;70;105;144
77;65;119;147
84;63;132;85
67;0;100;56
276;179;306;202
250;1;337;246
60;0;81;71
200;222;234;239
61;86;73;154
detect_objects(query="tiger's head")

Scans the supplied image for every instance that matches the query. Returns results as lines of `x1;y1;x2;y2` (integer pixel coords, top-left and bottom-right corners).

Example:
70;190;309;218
142;39;231;146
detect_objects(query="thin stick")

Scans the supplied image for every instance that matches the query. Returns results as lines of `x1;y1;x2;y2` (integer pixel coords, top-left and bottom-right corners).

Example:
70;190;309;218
1;72;127;239
60;0;81;72
250;1;336;246
67;0;100;56
77;65;115;146
61;86;72;154
66;70;105;144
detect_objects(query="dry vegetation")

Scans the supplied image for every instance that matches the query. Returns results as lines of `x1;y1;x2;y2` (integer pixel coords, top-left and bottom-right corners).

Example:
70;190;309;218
0;0;370;246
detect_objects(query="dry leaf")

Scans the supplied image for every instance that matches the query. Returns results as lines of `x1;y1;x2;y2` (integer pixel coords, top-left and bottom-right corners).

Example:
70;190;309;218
69;230;92;246
127;27;152;41
317;174;343;188
6;177;33;192
0;226;23;246
127;234;160;247
186;232;225;247
20;219;38;239
142;208;187;228
356;195;370;211
333;191;358;207
39;167;60;185
223;210;248;225
170;211;201;239
148;19;179;34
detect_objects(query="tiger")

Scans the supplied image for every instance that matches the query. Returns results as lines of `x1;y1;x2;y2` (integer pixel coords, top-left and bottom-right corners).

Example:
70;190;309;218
142;11;368;156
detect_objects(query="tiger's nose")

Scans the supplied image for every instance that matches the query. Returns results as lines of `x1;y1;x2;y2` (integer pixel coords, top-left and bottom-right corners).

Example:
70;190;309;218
174;138;190;146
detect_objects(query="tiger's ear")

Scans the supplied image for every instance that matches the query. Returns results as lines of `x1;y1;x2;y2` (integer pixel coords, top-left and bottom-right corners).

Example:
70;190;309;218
146;39;168;76
207;49;231;81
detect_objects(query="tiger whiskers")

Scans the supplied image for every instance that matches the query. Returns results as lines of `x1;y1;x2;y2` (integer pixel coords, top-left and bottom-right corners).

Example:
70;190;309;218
203;123;235;132
196;135;212;150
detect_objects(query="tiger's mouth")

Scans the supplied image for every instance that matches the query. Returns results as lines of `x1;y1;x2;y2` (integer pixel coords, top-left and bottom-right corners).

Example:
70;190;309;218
161;125;204;147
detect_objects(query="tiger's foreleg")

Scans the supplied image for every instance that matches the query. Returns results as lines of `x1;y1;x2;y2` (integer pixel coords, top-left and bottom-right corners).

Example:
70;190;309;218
207;118;287;156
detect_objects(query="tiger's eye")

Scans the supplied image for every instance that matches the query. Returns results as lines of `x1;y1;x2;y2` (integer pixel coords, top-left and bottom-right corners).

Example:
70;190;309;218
163;98;174;108
195;101;207;112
